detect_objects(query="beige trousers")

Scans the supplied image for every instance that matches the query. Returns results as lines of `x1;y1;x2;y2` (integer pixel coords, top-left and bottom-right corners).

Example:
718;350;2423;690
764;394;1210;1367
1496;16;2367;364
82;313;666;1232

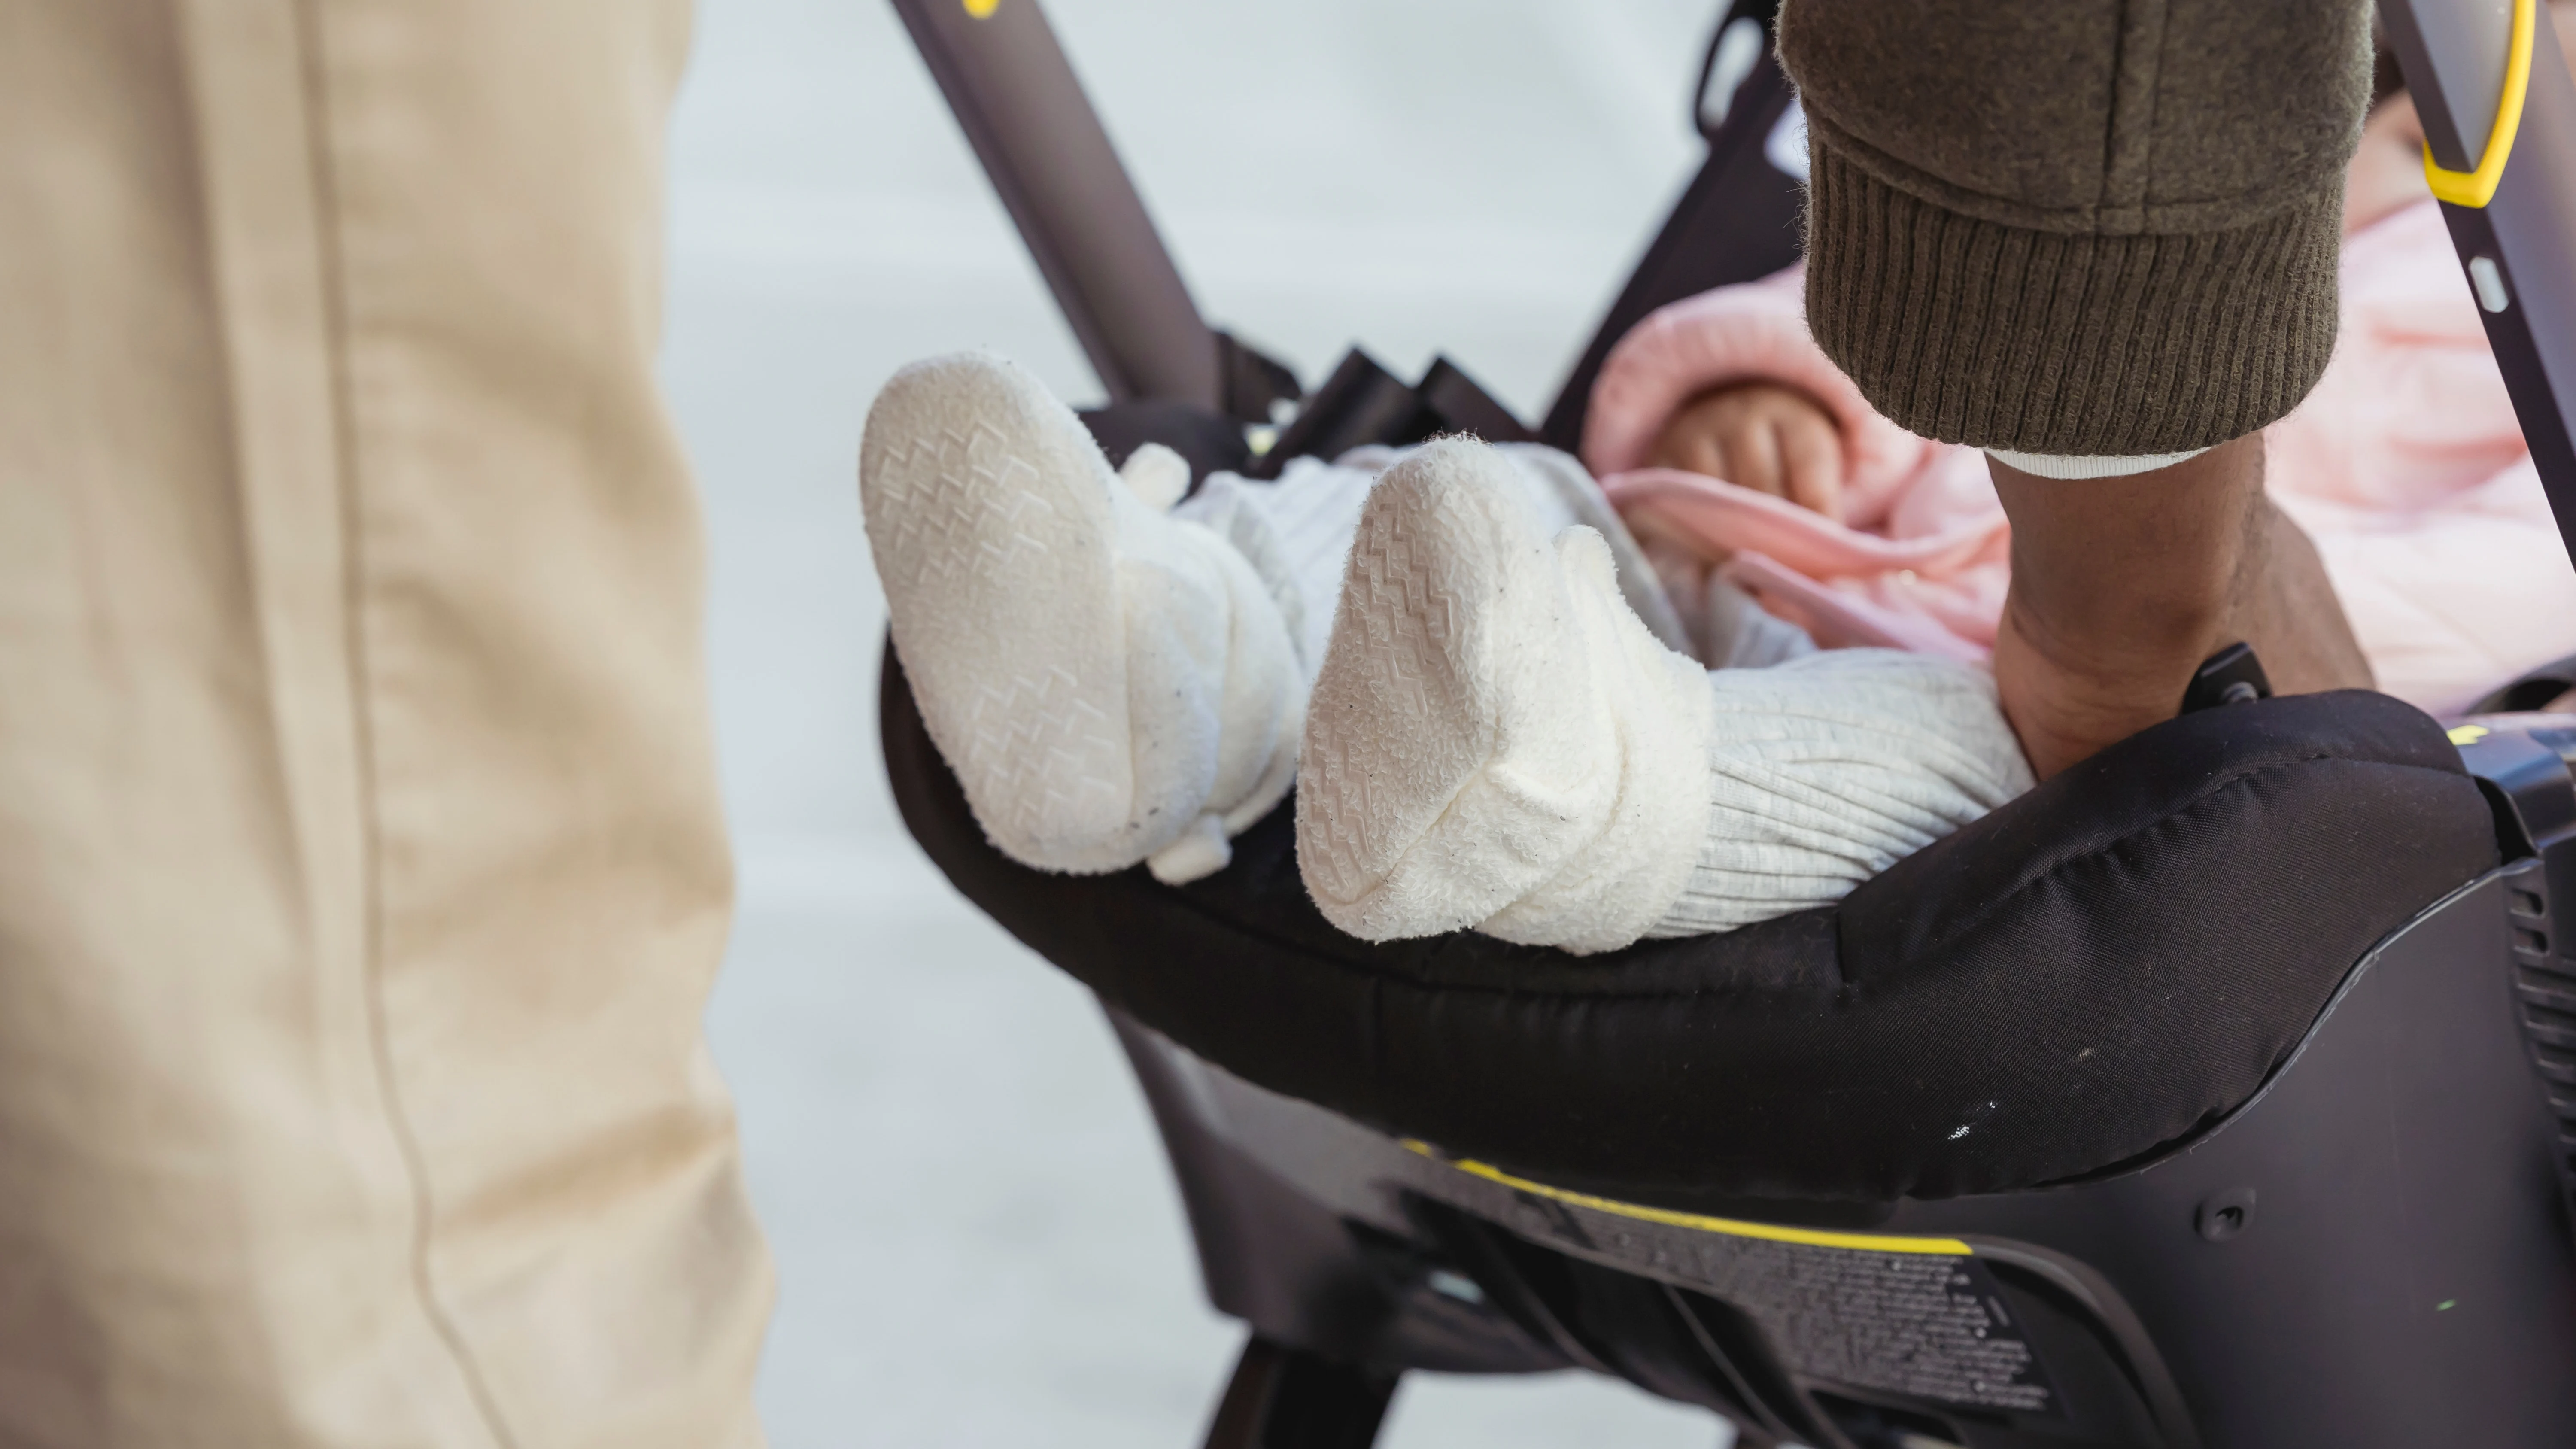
0;3;772;1445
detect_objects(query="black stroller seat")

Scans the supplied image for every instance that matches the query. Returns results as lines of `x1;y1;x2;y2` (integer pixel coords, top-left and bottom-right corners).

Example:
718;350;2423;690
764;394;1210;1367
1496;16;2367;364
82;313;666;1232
886;646;2576;1447
881;0;2576;1442
889;660;2490;1209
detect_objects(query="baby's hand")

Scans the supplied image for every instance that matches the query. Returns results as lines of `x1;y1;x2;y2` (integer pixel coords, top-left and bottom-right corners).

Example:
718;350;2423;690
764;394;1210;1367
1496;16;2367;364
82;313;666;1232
1644;383;1844;522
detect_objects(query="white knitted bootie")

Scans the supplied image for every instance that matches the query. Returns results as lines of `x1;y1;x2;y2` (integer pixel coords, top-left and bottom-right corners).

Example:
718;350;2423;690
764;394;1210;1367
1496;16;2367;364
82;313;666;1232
1292;440;2033;953
860;353;1301;883
1294;439;1717;953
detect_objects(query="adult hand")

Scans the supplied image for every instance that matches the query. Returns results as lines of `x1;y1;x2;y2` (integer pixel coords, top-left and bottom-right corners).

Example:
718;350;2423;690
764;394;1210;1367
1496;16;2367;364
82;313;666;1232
1989;437;2373;779
1644;383;1846;522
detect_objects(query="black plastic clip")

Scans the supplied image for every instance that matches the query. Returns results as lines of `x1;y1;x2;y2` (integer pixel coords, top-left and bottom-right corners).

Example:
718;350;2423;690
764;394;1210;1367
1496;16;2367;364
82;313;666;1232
2181;643;2272;714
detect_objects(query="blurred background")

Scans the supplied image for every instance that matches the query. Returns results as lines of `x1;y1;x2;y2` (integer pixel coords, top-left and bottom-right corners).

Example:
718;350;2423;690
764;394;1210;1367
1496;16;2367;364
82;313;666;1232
663;1;1732;1441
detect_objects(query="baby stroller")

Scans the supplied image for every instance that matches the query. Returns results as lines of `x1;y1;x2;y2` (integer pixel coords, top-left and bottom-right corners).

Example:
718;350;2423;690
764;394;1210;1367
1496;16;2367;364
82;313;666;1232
881;0;2576;1444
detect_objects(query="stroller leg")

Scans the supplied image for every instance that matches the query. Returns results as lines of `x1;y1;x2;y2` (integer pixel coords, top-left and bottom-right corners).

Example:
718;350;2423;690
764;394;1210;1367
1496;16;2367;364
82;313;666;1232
1198;1335;1397;1449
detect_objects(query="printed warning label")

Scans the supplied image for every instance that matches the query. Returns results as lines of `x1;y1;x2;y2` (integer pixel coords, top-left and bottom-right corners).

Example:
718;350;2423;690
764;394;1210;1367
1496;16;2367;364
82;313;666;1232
1403;1147;2060;1416
1672;1233;2055;1414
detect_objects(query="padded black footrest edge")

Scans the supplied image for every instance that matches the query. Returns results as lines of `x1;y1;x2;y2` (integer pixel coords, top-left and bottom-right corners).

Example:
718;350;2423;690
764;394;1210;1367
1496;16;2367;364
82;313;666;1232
881;644;2498;1204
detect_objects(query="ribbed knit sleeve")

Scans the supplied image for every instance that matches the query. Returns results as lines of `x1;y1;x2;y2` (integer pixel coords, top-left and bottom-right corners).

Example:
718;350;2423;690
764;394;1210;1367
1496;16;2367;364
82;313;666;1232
1778;0;2373;455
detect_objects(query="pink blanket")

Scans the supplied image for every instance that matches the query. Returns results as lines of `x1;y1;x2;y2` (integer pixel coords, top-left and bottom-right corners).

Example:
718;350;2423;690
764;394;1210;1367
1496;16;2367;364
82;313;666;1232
1582;199;2576;715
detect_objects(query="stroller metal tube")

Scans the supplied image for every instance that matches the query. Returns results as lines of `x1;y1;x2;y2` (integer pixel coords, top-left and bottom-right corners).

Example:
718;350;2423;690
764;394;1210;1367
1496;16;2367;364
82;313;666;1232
2381;0;2576;570
890;0;1220;407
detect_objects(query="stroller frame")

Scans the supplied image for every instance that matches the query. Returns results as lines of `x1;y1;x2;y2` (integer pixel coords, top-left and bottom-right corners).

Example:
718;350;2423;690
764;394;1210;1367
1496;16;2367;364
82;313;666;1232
884;1;2576;1445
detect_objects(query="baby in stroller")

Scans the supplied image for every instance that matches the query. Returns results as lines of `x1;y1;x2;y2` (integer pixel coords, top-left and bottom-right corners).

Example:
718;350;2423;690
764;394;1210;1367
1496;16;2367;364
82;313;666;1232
861;19;2572;958
1598;21;2576;720
865;359;2029;956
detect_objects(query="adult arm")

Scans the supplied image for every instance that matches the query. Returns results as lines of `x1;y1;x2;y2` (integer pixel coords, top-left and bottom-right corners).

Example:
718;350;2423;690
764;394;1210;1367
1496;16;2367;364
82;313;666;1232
1778;0;2379;774
1992;441;2371;778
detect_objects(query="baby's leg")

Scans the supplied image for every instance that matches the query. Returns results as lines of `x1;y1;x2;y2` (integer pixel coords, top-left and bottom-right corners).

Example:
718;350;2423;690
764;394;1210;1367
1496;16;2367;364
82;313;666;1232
1297;438;2030;954
1650;651;2032;937
860;354;1300;882
1177;444;1671;681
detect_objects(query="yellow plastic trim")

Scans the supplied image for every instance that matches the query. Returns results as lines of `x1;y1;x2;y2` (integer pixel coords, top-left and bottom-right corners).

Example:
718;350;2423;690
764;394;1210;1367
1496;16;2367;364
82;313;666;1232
2450;723;2493;745
2424;0;2537;207
1400;1142;1975;1256
963;0;999;17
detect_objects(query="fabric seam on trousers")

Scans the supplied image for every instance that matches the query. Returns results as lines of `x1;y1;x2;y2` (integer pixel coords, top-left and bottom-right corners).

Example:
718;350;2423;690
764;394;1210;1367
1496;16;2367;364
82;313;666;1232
289;5;522;1444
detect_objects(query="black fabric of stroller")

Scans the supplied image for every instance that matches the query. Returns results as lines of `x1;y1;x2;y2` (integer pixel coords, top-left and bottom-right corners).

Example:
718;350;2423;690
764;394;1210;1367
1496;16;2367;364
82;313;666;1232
884;651;2497;1204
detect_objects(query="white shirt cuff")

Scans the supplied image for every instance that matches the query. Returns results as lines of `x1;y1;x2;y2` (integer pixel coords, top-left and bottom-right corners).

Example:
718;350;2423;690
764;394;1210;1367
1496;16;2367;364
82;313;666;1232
1985;446;2213;480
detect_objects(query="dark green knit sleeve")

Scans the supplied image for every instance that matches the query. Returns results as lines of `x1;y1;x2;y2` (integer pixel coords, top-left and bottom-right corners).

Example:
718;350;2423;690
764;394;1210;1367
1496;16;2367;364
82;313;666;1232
1776;0;2375;455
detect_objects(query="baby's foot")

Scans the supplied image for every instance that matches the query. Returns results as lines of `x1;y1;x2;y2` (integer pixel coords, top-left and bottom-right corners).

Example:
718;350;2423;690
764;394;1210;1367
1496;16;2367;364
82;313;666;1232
861;354;1301;880
1295;439;1716;953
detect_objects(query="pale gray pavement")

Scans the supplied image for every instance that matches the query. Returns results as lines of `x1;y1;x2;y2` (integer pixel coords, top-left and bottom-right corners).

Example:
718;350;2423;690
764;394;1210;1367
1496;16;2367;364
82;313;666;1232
664;1;1735;1442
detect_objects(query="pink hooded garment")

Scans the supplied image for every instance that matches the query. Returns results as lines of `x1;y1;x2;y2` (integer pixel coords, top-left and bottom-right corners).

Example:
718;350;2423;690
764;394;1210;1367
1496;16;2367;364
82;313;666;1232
1582;198;2576;716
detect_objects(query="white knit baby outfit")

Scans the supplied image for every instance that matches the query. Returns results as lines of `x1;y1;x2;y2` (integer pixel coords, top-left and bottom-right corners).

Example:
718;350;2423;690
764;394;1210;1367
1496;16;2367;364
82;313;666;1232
1292;440;2032;953
859;353;2033;951
1173;442;1695;675
1648;650;2035;936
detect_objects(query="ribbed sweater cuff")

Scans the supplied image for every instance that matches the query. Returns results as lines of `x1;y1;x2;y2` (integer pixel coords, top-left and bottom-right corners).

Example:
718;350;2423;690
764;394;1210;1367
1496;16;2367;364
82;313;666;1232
1801;140;2345;455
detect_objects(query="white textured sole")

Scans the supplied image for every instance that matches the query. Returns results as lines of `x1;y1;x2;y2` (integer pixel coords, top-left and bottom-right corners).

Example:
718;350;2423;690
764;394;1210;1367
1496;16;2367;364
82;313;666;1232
1298;440;1573;934
860;355;1139;870
1297;438;1716;952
